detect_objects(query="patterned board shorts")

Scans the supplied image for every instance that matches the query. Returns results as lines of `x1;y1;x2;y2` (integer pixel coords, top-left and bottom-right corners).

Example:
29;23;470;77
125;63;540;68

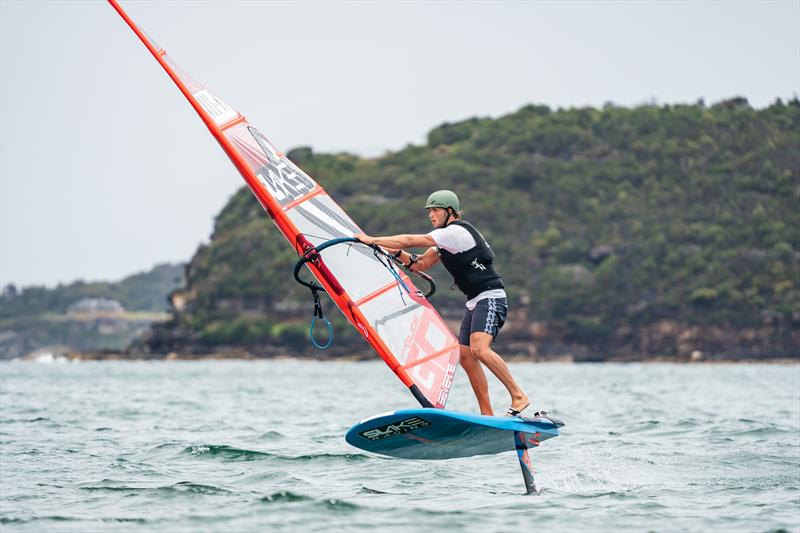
458;297;508;346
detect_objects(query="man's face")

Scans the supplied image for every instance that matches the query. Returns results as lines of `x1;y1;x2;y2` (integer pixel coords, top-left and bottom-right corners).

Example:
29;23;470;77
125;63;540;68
428;207;448;228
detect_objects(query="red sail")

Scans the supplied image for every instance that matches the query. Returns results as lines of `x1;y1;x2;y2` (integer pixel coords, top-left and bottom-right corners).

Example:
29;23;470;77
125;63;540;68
108;0;460;408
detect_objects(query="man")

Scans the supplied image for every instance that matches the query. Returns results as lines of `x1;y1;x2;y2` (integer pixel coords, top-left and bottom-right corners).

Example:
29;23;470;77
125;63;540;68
355;190;531;417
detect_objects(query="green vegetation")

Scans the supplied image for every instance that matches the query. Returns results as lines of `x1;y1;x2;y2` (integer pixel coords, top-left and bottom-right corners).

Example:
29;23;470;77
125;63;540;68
0;264;183;357
1;263;184;318
164;97;798;356
6;98;796;358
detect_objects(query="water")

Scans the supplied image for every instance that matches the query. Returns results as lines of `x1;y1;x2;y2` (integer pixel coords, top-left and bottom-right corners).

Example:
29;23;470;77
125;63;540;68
1;360;798;532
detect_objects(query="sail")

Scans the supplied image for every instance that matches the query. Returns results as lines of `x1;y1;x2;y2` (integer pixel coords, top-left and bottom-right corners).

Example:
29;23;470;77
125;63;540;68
108;0;460;408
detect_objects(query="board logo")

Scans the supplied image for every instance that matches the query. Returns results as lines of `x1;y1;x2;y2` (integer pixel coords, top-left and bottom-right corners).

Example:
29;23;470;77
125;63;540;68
359;416;431;441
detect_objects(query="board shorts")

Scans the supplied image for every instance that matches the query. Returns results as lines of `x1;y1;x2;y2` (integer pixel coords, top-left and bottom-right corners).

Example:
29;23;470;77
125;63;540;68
458;297;508;346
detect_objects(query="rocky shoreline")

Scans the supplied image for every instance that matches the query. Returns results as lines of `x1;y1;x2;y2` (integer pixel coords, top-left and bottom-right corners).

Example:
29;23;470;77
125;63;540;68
18;347;797;365
9;310;797;364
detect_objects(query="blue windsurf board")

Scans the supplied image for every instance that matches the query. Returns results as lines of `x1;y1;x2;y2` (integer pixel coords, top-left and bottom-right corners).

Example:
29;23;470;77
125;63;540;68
345;408;563;460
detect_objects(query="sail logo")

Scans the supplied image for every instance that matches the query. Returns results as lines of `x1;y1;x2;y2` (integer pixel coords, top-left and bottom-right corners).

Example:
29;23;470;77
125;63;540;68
436;362;457;406
401;307;459;407
359;416;431;441
194;89;238;126
248;126;316;205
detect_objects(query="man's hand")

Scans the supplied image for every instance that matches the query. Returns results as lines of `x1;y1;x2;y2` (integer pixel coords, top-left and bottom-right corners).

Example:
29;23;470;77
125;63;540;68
354;233;375;245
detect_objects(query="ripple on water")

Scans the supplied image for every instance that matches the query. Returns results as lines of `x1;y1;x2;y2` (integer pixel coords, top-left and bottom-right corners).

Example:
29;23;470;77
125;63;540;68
79;480;232;496
184;444;276;461
259;490;311;503
0;516;149;526
183;444;370;463
257;491;362;514
246;430;287;442
358;486;390;495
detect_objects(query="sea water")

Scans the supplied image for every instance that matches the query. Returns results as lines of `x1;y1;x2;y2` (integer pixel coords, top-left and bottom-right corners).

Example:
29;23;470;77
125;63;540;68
1;360;798;532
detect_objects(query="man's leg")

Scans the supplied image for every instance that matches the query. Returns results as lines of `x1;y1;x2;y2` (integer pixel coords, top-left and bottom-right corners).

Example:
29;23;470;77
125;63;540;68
469;332;529;412
459;343;493;415
457;307;493;415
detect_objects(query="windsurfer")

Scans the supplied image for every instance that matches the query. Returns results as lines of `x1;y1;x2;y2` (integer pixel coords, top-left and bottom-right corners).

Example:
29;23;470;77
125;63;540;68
355;190;531;417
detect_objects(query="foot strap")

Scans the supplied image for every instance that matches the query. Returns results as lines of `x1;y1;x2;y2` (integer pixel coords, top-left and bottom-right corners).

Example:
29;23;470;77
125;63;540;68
505;402;531;417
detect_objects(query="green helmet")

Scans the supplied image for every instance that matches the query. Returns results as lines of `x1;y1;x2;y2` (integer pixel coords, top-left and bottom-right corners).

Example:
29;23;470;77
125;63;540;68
425;190;460;211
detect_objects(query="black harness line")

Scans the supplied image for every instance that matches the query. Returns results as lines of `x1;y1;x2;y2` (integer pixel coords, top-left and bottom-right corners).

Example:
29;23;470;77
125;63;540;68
292;237;436;349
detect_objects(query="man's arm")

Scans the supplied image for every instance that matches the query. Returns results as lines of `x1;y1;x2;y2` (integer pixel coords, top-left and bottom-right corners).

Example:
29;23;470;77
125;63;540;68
408;247;441;272
354;232;440;271
354;233;436;249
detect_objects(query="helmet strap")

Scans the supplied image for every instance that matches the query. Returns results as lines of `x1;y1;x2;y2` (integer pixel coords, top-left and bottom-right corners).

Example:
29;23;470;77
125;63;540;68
444;208;454;226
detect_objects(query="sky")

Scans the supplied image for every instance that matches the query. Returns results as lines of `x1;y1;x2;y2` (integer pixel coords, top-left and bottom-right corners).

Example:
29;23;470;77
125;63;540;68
1;0;798;289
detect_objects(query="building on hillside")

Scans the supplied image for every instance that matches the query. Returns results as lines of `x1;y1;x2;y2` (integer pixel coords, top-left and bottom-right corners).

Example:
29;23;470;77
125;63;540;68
67;298;125;316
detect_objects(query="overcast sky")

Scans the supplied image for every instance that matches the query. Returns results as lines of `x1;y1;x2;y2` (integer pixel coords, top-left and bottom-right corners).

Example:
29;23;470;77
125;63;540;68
1;0;798;289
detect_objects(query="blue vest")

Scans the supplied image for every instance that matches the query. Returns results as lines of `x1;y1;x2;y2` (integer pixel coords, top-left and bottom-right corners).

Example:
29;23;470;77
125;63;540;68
437;220;504;299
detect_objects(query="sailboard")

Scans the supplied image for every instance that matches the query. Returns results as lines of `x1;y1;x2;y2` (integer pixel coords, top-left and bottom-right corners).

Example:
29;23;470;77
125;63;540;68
346;409;563;460
109;1;562;494
108;0;460;409
346;409;563;494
